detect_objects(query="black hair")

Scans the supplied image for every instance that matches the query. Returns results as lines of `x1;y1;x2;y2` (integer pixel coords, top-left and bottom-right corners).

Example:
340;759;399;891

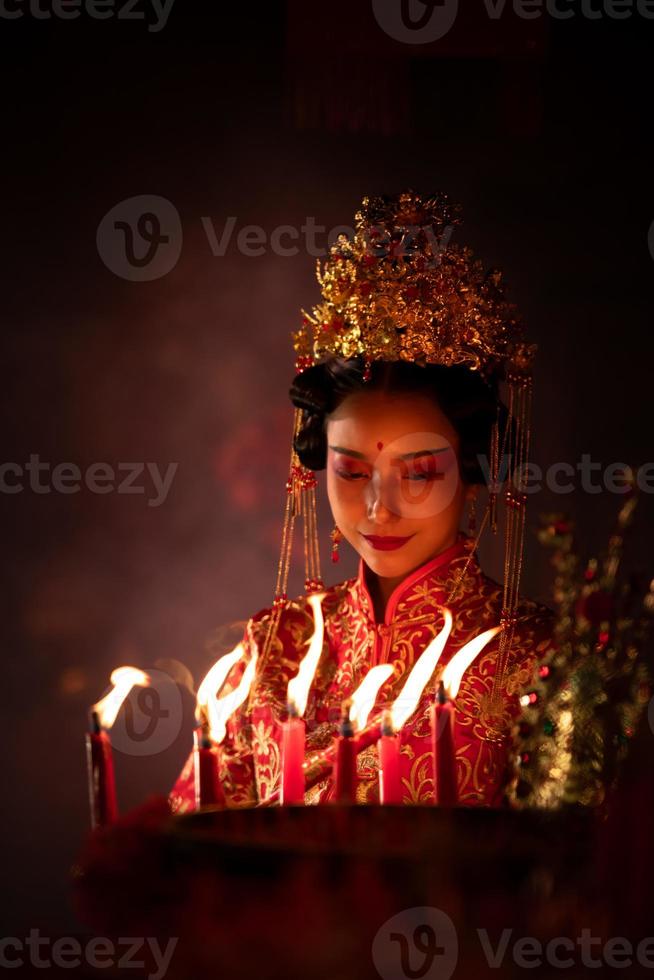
288;356;510;487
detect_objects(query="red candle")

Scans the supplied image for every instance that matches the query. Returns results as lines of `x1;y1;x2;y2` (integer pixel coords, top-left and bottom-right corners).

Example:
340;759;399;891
333;705;357;803
430;625;502;806
86;711;118;829
86;666;151;828
281;592;326;805
193;727;226;808
281;707;306;805
264;717;384;806
378;712;403;804
431;683;458;806
195;643;258;810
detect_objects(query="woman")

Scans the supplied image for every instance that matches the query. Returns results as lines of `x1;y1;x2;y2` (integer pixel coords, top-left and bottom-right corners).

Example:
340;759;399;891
169;191;555;811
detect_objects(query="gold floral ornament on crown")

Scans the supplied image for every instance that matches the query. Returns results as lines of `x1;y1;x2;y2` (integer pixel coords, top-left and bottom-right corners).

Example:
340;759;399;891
262;191;536;715
292;190;536;381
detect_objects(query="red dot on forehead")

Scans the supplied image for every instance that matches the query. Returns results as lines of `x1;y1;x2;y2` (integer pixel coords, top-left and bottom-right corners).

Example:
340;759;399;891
376;441;384;451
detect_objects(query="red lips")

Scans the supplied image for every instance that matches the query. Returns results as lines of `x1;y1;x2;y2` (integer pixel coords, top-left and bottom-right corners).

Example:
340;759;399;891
361;533;415;551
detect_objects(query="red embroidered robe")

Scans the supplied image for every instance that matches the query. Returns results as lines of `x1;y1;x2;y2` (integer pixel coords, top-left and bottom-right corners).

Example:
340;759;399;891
169;533;555;812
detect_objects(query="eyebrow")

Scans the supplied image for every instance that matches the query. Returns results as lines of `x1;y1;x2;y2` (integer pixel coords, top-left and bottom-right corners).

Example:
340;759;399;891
328;445;448;461
328;445;367;460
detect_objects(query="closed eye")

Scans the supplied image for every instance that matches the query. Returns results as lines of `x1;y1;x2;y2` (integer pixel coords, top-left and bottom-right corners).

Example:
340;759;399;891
394;456;443;482
335;469;369;481
406;471;440;482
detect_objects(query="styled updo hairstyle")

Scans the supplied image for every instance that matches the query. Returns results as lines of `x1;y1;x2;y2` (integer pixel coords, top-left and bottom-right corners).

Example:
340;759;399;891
288;356;511;487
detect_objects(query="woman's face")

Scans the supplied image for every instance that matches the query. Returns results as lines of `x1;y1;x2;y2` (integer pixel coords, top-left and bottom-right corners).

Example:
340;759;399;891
326;390;474;580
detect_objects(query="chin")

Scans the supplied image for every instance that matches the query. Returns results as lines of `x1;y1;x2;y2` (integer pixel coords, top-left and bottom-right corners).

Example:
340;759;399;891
359;543;425;579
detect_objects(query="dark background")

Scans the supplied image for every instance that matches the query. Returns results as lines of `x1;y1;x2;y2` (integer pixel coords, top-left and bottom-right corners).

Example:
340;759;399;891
1;0;652;942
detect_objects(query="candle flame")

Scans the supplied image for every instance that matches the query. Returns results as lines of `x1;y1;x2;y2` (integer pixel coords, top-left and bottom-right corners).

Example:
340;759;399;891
287;593;325;718
349;664;394;731
205;652;258;744
442;624;503;699
93;666;150;730
390;609;453;732
196;644;246;721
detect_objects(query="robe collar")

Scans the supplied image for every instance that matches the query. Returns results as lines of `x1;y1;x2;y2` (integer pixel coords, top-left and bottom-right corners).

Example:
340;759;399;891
353;530;474;629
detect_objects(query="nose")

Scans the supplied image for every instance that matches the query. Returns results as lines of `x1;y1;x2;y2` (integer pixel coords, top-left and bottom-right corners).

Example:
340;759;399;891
365;472;397;524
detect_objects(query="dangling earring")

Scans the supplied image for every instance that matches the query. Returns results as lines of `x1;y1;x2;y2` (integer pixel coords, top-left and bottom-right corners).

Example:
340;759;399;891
330;524;343;563
467;492;478;534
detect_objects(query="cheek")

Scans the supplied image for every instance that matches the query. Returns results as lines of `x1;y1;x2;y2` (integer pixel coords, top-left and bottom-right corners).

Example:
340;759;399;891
326;469;337;509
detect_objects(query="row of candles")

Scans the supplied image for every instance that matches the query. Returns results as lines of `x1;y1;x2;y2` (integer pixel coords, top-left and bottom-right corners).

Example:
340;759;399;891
86;594;501;826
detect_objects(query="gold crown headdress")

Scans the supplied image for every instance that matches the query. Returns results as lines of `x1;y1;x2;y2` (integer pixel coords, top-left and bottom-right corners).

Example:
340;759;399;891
264;191;535;707
293;190;535;381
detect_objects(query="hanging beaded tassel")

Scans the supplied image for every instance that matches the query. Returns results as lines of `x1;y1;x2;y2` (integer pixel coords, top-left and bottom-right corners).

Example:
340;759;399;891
489;401;501;534
261;407;324;665
330;525;343;563
491;371;533;708
303;465;324;593
467;494;477;535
